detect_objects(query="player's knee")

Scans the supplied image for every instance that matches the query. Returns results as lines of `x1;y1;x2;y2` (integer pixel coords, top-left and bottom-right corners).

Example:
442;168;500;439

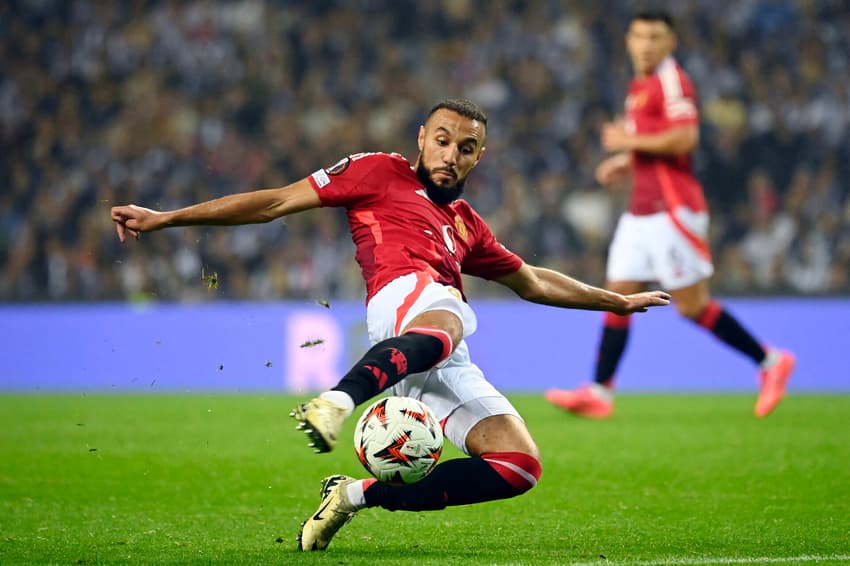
677;303;701;320
481;451;542;496
403;309;464;351
403;326;454;363
679;299;714;322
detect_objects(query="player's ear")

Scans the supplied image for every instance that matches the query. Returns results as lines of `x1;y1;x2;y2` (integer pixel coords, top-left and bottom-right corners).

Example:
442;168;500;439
417;125;425;151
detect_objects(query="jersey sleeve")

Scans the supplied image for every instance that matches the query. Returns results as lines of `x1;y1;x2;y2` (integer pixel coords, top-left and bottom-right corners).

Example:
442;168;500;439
307;153;387;207
460;208;524;280
658;64;699;126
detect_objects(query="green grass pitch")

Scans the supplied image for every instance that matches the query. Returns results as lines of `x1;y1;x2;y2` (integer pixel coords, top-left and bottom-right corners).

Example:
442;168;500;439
1;393;848;565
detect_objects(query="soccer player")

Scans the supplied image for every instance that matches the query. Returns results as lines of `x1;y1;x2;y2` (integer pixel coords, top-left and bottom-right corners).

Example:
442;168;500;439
110;98;671;551
544;11;795;420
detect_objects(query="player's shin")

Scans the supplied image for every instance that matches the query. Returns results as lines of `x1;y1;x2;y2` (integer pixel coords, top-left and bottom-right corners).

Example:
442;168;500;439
332;328;452;405
692;301;766;364
594;312;631;387
362;452;541;511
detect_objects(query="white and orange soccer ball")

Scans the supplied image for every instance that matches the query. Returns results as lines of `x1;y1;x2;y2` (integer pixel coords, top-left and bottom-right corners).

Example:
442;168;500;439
354;396;443;484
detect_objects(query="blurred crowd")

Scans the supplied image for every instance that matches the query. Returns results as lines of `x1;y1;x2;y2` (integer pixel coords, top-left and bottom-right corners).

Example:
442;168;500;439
2;0;849;303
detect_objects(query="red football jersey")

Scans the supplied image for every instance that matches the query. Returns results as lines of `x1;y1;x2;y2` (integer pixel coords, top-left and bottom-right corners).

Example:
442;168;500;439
625;56;707;215
308;152;523;301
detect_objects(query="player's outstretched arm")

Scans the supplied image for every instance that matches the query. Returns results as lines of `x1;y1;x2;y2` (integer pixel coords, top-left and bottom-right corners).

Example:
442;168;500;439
495;264;670;315
110;178;320;242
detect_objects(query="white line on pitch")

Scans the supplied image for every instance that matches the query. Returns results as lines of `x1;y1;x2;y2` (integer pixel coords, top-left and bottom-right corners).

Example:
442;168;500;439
569;554;850;566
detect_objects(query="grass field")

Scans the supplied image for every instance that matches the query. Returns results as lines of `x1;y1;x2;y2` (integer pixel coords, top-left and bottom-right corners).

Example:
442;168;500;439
1;393;848;565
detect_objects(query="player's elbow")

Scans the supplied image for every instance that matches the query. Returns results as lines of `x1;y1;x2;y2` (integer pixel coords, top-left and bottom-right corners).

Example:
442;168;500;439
671;127;699;155
514;268;550;303
516;281;548;304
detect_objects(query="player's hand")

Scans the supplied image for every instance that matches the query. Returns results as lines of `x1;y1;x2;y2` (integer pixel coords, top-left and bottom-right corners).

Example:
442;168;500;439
617;290;671;314
601;121;632;153
595;153;631;186
110;204;166;242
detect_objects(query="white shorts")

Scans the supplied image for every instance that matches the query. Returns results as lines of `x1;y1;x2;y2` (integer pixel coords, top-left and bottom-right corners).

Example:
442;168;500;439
365;272;522;455
606;210;714;290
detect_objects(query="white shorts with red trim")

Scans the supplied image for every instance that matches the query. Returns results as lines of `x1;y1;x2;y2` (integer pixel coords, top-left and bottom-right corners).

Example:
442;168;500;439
606;210;714;290
365;272;522;454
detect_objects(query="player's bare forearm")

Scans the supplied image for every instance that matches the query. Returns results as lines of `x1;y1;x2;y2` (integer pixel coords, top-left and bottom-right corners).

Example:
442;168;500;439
603;122;697;156
496;265;670;314
631;125;697;155
162;186;314;227
110;179;320;242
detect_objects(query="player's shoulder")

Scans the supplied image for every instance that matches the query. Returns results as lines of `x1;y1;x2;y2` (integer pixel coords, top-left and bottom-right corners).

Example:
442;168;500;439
651;56;696;97
350;151;411;169
655;57;694;85
312;151;411;191
322;151;410;175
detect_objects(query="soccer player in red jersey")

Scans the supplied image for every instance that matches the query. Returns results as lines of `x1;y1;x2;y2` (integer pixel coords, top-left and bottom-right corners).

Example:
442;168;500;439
545;10;796;420
111;98;670;551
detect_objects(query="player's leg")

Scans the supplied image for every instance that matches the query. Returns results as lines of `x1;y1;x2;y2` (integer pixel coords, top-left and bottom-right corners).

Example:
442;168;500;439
593;279;643;388
672;279;796;417
671;278;767;363
328;308;461;409
657;207;794;417
292;272;474;452
545;279;641;418
297;351;541;551
353;345;541;510
546;213;650;418
358;412;540;510
297;411;540;551
292;309;460;453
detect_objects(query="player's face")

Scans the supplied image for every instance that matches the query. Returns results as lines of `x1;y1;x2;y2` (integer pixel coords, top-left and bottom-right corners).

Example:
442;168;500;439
415;109;486;205
626;19;675;77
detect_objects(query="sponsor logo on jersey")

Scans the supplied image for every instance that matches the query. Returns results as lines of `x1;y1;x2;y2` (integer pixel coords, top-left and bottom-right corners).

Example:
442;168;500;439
311;168;330;188
441;225;456;254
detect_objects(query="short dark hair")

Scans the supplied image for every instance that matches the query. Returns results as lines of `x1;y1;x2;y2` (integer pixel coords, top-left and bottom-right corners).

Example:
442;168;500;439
631;9;675;31
427;98;488;127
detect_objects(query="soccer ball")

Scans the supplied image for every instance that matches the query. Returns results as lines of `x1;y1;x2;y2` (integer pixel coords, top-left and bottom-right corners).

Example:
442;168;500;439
354;396;443;485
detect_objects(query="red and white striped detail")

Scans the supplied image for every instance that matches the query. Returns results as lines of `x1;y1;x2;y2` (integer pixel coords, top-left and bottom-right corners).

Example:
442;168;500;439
404;325;453;363
482;451;542;492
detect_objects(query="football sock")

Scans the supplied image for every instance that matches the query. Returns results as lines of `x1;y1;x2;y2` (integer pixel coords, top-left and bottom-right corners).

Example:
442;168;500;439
332;329;451;406
760;348;781;370
318;390;355;416
345;478;377;509
692;301;766;365
363;452;541;511
593;313;631;387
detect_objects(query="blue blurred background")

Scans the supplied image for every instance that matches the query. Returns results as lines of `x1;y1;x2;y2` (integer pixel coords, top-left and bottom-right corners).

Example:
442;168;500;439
2;1;847;391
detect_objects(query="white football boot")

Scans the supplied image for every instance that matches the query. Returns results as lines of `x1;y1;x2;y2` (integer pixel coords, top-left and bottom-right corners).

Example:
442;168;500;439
290;398;348;453
297;475;358;551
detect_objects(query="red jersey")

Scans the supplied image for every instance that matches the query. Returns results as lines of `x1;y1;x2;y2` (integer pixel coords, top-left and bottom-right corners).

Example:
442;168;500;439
625;56;707;215
308;152;523;302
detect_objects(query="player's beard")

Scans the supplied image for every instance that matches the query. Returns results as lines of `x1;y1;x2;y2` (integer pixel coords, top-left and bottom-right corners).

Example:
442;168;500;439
416;161;465;206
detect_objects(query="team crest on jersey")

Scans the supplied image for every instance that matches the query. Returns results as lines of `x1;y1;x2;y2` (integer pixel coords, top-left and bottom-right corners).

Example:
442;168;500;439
626;91;648;110
325;156;351;176
453;215;468;241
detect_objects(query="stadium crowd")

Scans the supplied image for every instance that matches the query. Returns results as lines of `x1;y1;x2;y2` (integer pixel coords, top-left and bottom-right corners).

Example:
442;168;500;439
2;0;849;302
